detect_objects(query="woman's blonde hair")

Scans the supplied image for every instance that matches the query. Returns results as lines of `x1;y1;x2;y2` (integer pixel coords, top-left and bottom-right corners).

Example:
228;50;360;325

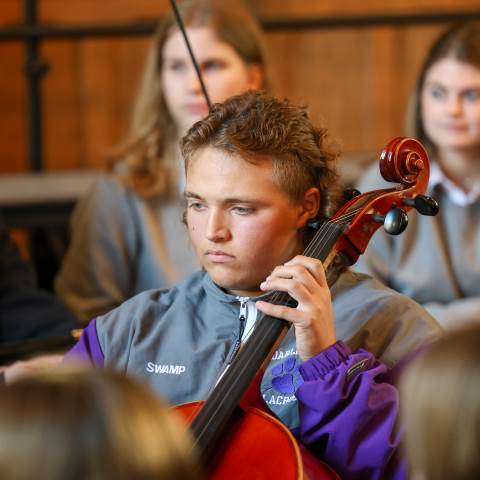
0;368;203;480
400;326;480;480
406;22;480;156
111;0;268;198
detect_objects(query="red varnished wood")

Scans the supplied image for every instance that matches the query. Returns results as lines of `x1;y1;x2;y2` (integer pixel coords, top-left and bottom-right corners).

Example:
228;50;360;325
333;136;429;263
176;402;340;480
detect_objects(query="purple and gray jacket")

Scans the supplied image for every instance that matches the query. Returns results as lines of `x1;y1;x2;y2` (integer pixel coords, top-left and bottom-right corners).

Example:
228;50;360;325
66;268;441;479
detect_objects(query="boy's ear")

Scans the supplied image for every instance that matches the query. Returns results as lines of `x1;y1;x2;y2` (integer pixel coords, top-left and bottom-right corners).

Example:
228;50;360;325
297;188;320;228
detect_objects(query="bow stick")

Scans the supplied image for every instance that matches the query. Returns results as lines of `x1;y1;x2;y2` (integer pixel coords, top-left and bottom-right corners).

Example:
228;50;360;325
169;0;212;108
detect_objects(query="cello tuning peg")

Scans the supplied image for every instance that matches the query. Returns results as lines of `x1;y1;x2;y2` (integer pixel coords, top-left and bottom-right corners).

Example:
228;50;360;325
402;195;439;216
373;208;409;235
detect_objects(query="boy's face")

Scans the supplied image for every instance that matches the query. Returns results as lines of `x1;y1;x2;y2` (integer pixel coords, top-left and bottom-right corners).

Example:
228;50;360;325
185;146;318;297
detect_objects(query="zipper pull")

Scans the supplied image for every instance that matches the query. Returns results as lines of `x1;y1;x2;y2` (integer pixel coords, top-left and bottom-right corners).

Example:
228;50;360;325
239;314;246;339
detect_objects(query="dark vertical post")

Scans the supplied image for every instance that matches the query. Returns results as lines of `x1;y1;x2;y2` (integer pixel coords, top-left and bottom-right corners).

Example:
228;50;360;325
24;0;53;289
24;0;47;172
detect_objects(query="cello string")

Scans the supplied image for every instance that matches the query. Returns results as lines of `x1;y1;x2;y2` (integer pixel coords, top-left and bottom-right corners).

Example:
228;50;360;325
266;211;359;306
194;203;374;439
195;218;356;435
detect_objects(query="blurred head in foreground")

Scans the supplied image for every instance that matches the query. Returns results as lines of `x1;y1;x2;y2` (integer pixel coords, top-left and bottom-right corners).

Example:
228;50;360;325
0;368;203;480
401;326;480;480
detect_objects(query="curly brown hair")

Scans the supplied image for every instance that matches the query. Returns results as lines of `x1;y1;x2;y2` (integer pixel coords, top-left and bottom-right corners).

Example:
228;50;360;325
181;90;341;224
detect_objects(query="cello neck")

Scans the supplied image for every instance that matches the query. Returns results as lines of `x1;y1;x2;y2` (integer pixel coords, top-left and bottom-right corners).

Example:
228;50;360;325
190;218;346;464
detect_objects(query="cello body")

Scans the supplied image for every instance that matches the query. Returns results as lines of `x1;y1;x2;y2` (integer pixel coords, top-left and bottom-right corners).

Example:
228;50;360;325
177;401;340;480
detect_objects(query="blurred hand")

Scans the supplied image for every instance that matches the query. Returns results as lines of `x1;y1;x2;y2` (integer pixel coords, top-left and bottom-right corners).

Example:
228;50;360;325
1;354;63;384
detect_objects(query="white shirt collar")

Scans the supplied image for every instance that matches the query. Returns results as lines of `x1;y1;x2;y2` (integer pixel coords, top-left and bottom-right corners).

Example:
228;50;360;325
429;162;480;207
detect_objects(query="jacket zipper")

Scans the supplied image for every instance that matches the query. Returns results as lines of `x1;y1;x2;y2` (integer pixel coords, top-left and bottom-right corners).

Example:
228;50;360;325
215;297;257;385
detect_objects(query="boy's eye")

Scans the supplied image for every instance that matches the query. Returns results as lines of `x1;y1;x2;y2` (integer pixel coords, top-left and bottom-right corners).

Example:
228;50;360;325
188;201;205;211
232;206;254;214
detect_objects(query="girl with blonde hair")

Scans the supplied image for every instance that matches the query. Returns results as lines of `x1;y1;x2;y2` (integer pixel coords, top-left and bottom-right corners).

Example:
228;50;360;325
56;0;267;322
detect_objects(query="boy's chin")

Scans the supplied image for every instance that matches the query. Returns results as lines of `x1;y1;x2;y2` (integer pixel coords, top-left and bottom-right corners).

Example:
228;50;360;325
209;273;262;297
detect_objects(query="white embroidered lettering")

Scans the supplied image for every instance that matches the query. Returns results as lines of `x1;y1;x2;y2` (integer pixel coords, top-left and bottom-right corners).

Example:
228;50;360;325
145;362;187;375
271;348;298;361
265;395;296;405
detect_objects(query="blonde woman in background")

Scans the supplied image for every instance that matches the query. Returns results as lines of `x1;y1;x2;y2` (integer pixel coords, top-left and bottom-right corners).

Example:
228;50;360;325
400;326;480;480
56;0;267;322
0;368;203;480
356;23;480;330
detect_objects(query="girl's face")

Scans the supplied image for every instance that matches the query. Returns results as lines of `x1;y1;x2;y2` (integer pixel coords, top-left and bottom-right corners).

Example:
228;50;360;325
161;27;263;136
421;58;480;155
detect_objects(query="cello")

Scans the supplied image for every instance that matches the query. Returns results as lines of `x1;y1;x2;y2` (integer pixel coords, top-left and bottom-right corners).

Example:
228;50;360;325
176;137;439;478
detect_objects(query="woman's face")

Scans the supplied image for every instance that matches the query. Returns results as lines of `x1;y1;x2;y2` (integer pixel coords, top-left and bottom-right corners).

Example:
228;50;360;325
421;58;480;155
161;27;263;135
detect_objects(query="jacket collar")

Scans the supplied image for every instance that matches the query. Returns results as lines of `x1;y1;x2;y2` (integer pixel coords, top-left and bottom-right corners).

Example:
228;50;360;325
201;271;274;304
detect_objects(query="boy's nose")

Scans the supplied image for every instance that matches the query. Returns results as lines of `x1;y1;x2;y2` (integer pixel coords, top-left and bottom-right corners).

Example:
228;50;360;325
206;212;231;242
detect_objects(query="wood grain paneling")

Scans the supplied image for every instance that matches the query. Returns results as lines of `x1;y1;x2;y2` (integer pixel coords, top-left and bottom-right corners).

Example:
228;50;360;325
0;0;22;25
0;42;27;172
256;0;480;16
0;1;477;174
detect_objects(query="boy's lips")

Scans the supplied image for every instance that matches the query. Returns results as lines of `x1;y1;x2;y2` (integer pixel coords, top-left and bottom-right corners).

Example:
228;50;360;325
205;250;235;262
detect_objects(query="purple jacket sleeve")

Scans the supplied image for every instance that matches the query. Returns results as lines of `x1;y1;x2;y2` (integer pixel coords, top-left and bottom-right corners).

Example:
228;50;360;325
297;341;406;480
63;319;105;367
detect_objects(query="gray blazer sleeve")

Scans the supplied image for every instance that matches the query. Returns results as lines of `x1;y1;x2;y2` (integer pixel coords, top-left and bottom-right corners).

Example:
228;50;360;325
354;163;395;286
355;165;480;331
55;176;139;323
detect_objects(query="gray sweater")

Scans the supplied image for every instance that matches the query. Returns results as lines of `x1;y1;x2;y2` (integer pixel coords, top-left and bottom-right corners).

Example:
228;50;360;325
356;162;480;329
55;175;199;322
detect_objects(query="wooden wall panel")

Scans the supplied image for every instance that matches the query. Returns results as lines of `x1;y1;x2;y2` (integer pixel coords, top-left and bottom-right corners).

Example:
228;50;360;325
0;0;478;174
79;37;150;170
42;40;84;170
40;0;169;22
0;0;22;24
0;42;27;173
257;0;480;16
267;24;445;155
42;36;150;170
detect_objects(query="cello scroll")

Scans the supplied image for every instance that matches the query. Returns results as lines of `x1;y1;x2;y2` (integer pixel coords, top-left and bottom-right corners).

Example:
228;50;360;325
330;137;439;272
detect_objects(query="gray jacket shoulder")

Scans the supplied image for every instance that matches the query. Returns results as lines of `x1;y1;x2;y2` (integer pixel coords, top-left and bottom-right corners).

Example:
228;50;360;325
332;269;442;366
95;271;207;368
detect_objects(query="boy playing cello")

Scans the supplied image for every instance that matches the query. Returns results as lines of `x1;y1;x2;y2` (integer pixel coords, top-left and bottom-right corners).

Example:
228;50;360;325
67;91;441;479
